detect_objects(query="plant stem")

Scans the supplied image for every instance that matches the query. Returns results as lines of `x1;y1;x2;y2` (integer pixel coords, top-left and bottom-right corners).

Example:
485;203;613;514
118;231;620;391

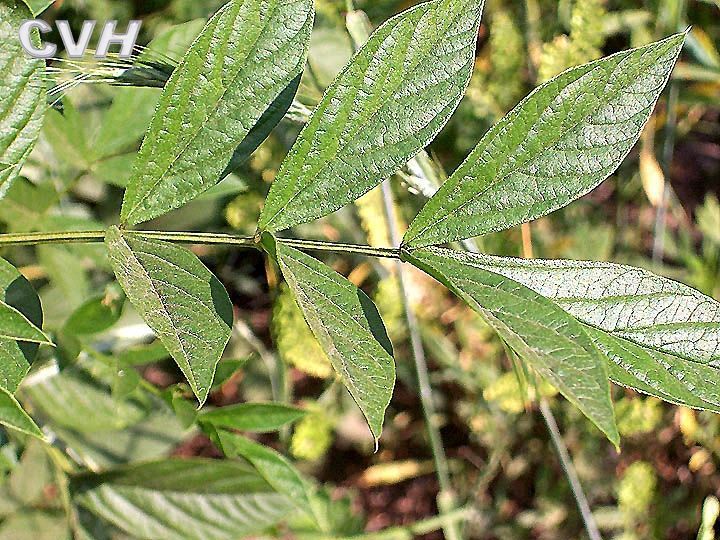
378;180;460;540
0;230;401;259
338;505;472;540
539;398;603;540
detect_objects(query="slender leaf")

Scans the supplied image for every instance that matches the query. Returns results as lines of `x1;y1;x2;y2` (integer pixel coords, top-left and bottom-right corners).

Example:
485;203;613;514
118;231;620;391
404;33;686;247
404;246;619;444
0;258;43;393
218;431;322;529
105;227;233;404
0;0;46;197
0;386;43;440
72;459;294;540
120;0;314;225
200;402;306;432
452;253;720;410
259;0;485;232
265;236;395;441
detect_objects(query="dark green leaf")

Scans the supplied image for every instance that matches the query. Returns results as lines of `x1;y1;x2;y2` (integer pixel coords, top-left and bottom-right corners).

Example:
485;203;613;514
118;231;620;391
259;0;485;232
120;0;314;225
404;246;618;444
200;402;306;432
72;459;294;540
0;258;43;392
105;227;233;404
403;33;686;247
267;237;395;441
0;0;46;196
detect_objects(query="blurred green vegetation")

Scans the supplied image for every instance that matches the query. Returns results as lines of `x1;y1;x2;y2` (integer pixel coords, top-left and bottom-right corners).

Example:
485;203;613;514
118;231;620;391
0;0;718;538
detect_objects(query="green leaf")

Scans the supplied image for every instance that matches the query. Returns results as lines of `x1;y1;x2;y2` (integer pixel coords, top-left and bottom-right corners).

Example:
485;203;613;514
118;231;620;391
0;386;43;440
105;227;233;404
220;74;301;179
63;285;125;336
266;236;395;441
454;254;720;410
258;0;485;232
72;459;294;540
120;0;314;225
404;246;618;445
0;0;46;197
403;33;686;248
0;258;43;393
23;0;55;16
0;300;49;344
200;402;306;432
217;431;322;529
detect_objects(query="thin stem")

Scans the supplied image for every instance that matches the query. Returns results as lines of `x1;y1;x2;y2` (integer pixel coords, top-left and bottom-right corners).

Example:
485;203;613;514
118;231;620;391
378;180;460;540
539;399;603;540
338;505;472;540
520;223;602;540
0;230;401;259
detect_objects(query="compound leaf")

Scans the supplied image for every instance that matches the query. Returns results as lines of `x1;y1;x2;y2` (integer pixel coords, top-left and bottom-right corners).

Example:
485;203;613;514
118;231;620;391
259;0;485;232
404;247;619;445
0;0;46;197
404;33;685;247
266;236;395;441
199;402;306;432
72;459;294;540
454;253;720;411
121;0;314;225
0;258;43;393
105;227;233;404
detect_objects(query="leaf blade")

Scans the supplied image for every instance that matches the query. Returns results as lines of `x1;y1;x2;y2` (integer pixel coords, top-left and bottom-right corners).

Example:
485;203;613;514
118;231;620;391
120;0;314;225
259;0;485;232
404;246;619;444
199;402;306;432
105;227;233;404
0;300;50;344
404;33;686;247
0;387;43;440
268;237;395;441
0;0;46;197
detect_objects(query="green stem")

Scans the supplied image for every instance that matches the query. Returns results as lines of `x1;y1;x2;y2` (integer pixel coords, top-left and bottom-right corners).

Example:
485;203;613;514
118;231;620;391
0;230;401;259
338;505;472;540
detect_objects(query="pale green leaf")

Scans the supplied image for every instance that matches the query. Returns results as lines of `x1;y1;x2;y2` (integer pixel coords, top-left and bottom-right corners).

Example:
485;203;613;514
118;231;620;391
199;402;306;432
0;258;43;393
454;253;720;410
0;386;43;440
404;246;618;444
0;299;50;344
258;0;485;232
218;431;322;529
266;236;395;441
105;227;233;404
0;0;46;196
120;0;314;225
72;459;294;540
404;33;686;247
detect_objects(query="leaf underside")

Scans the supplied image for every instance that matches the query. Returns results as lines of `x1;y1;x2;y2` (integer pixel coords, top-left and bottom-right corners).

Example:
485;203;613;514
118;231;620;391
105;227;233;404
259;0;485;232
0;0;46;197
403;33;686;247
404;247;619;445
121;0;314;225
454;253;720;412
270;238;395;441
